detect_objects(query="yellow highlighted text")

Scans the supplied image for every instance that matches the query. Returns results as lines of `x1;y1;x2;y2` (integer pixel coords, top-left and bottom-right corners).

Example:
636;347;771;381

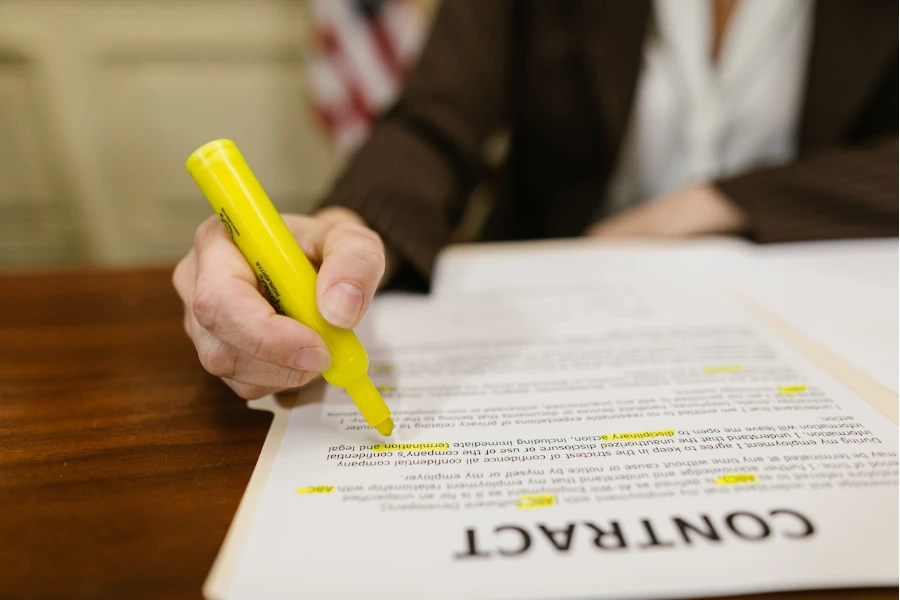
295;486;335;495
600;430;676;442
704;365;744;374
714;474;758;486
778;385;808;395
518;494;555;509
375;385;393;393
372;442;449;452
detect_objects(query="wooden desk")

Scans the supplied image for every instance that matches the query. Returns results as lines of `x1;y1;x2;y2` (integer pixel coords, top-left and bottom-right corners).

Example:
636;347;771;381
0;268;894;600
0;268;270;600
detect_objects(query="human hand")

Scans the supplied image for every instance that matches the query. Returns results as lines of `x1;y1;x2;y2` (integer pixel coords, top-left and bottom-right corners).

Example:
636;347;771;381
585;184;746;238
172;206;386;399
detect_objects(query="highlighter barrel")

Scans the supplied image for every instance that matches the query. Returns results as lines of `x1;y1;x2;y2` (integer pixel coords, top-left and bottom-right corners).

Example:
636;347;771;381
186;139;393;436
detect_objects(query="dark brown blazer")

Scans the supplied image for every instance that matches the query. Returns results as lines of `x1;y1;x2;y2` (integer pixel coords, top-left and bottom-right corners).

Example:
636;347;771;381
321;0;898;283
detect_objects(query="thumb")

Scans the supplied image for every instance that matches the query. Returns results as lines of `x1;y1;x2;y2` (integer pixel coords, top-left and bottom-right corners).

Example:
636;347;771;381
314;219;386;329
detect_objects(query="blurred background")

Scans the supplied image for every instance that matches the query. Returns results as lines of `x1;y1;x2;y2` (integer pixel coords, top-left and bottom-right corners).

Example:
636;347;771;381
0;0;437;271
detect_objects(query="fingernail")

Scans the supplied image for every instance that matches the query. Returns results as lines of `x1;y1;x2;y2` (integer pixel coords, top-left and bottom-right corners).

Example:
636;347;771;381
293;347;332;371
321;282;364;328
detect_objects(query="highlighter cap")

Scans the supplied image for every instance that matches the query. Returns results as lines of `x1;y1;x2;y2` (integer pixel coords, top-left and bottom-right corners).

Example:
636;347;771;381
186;138;241;175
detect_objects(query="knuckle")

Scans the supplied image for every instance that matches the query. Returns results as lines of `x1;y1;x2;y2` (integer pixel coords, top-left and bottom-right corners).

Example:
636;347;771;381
171;252;196;301
339;236;386;277
194;216;221;247
191;288;220;330
199;340;237;379
172;261;186;296
334;221;383;245
274;366;306;389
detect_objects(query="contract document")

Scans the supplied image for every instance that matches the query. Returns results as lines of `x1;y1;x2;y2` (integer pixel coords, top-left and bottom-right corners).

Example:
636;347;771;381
433;238;899;393
211;257;898;600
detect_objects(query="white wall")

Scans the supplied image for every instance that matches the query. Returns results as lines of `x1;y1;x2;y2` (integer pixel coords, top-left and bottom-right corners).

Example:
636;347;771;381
0;0;344;267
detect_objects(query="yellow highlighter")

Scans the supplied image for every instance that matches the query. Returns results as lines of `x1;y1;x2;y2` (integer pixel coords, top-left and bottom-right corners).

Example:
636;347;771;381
186;139;394;437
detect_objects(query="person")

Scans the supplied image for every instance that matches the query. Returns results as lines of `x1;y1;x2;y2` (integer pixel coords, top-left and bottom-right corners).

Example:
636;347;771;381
173;0;898;400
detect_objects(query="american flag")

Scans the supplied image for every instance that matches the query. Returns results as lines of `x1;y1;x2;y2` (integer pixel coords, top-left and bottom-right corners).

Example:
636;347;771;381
307;0;428;153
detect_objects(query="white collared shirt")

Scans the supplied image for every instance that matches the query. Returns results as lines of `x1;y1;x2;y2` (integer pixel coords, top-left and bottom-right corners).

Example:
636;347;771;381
601;0;815;218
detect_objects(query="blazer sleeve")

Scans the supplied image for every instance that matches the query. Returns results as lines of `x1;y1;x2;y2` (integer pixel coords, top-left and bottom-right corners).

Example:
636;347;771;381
715;135;899;243
317;1;515;280
714;45;899;243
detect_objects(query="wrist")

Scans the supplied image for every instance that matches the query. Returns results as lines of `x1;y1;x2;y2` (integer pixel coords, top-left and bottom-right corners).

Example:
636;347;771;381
695;184;747;234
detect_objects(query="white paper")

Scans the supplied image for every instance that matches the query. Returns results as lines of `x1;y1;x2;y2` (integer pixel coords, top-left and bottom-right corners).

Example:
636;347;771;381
433;238;899;392
430;238;751;298
729;240;898;393
222;267;898;600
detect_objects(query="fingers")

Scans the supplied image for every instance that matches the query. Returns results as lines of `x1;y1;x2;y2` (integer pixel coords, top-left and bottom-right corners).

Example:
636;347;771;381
173;210;385;400
191;218;332;369
188;314;320;389
311;219;386;329
173;216;332;399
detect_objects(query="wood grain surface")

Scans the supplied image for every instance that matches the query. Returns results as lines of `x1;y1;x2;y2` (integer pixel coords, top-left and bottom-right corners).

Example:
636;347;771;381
0;268;894;600
0;268;271;600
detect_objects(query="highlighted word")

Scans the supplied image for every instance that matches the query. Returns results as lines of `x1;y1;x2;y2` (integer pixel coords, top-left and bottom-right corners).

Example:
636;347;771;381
518;494;555;509
376;385;393;393
296;486;335;495
778;385;808;395
600;430;676;442
372;442;449;452
714;474;758;486
704;365;744;374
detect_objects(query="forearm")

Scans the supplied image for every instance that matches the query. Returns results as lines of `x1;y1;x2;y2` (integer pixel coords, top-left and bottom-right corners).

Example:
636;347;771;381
586;184;747;238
